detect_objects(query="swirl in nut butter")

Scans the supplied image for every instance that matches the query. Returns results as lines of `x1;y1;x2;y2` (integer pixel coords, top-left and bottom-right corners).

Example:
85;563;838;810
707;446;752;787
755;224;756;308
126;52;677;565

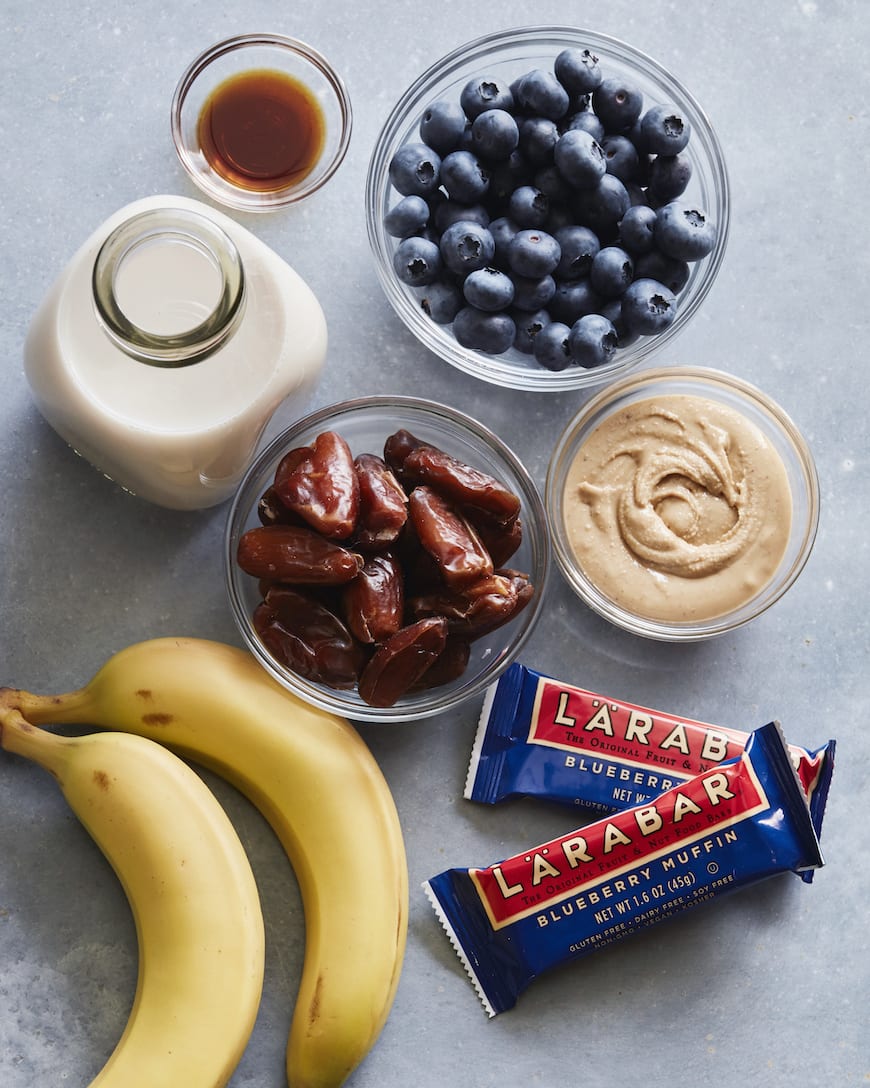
563;394;792;623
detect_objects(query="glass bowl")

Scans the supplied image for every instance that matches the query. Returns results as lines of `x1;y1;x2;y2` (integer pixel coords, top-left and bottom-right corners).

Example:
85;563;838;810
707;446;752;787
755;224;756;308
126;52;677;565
225;396;551;721
365;26;730;392
171;33;352;212
545;367;819;640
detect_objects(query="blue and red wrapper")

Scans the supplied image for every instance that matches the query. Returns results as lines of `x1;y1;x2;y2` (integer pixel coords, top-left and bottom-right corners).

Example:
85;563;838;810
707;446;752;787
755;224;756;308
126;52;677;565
465;662;834;882
425;719;825;1017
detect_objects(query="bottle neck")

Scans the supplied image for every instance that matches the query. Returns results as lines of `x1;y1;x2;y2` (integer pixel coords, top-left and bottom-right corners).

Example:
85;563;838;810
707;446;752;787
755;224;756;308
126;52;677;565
91;207;246;367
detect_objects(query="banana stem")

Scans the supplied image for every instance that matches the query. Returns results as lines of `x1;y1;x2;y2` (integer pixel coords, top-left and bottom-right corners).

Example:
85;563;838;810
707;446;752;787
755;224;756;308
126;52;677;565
0;706;64;775
0;685;92;727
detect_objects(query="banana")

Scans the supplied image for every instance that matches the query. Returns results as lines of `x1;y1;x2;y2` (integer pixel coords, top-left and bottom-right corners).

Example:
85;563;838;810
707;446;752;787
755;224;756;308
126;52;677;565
2;637;409;1088
0;706;265;1088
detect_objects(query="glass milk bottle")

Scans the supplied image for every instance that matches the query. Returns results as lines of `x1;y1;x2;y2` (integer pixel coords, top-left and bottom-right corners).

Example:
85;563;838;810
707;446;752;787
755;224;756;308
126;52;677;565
23;194;327;510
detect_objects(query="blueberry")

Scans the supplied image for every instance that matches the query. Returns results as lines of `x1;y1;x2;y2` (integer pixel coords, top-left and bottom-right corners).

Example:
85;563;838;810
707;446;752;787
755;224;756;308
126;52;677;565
545;203;577;233
463;267;515;312
620;277;677;334
388;142;442;197
518;116;559;166
471;108;520;161
568;313;618;368
554;223;600;280
554;128;606;189
459;76;514;119
489;216;519;267
507;228;562;278
548;278;602;325
439;220;496;275
440;150;490;203
487;151;532;205
512;308;551;354
640;104;691;156
647;153;693;203
533;164;573;205
654;201;717;260
600;134;640;184
392;236;442;286
510;272;556;311
516;68;570;120
618;204;658;255
633;250;691;294
419;100;468;155
533;321;573;371
508;185;550;228
565;109;605;143
593;77;644;133
419;279;464;324
590;245;634;297
434;200;490;233
554;47;603;95
453;306;516;353
384;195;430;238
599;298;640;347
574;173;631;236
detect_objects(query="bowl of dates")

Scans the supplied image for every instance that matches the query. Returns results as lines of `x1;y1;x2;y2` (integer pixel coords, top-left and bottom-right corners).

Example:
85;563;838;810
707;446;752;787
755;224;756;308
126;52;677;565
365;26;729;391
225;396;551;721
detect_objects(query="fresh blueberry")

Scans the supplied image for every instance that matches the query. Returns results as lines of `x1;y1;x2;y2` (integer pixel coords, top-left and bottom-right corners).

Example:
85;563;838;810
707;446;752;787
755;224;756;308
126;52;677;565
392;236;442;286
453;306;516;354
554;128;606;189
568;313;618;368
419;279;464;324
554;47;603;95
384;195;430;238
593;77;644;133
440;150;490;203
618;204;658;255
470;108;520;161
647;153;693;204
388;142;441;197
640;104;691;156
633;250;691;294
512;308;551;354
600;134;640;184
507;229;562;278
654;201;717;260
463;266;515;312
533;164;574;205
508;185;550;228
459;76;514;119
554;223;600;280
620;277;677;334
489;216;519;267
487;150;533;206
439;220;496;275
518;116;559;165
433;200;490;233
599;297;640;347
516;68;570;120
565;109;606;143
419;100;468;155
548;278;602;325
545;203;577;233
574;173;631;236
533;321;574;371
510;272;556;311
590;245;634;297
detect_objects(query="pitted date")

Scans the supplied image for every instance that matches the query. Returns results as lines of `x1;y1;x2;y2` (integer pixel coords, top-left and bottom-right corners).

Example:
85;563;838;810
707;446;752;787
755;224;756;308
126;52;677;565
402;444;521;525
358;617;448;707
410;636;471;691
409;486;493;588
468;511;524;567
342;552;405;644
275;431;360;540
410;570;533;637
383;428;425;481
237;525;363;584
354;453;408;550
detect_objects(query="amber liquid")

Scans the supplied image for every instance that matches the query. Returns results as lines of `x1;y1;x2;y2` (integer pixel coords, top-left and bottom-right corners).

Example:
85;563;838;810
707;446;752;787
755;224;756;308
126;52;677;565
197;68;326;192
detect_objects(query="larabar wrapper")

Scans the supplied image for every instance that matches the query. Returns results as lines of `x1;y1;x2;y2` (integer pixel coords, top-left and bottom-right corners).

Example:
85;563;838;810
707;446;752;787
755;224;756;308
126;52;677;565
426;720;824;1017
465;662;834;883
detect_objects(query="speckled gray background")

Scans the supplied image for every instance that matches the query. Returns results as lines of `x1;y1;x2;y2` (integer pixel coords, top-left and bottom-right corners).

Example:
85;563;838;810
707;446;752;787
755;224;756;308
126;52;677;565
1;1;867;1085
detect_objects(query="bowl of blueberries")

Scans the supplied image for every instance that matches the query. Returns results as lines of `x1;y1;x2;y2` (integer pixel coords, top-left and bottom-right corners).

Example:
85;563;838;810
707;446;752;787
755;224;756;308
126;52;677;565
365;26;730;391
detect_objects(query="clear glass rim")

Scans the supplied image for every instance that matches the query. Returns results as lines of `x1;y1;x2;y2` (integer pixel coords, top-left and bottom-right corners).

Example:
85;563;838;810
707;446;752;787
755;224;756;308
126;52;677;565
545;365;820;641
171;32;353;211
224;395;552;721
365;25;731;392
91;207;246;367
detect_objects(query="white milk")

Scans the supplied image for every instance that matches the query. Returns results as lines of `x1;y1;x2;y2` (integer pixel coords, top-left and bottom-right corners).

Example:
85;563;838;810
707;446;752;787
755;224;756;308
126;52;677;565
24;194;327;510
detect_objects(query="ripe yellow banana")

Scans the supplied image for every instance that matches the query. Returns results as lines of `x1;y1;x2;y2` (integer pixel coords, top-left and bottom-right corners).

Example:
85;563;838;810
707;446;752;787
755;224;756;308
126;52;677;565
0;707;265;1088
2;637;409;1088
